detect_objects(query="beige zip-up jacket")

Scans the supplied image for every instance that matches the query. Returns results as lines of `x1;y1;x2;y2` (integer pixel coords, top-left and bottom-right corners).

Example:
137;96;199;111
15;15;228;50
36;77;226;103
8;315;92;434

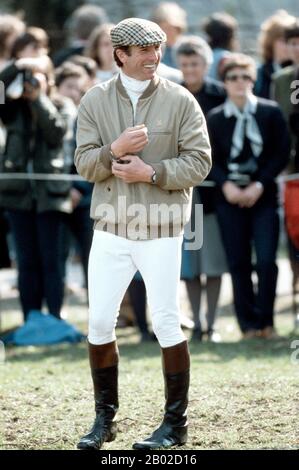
75;74;212;239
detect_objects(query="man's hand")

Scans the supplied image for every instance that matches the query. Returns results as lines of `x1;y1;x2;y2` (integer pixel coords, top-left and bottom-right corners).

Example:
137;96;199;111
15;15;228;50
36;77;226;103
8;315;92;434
222;181;244;205
238;182;264;208
111;155;154;183
70;188;83;209
111;125;148;158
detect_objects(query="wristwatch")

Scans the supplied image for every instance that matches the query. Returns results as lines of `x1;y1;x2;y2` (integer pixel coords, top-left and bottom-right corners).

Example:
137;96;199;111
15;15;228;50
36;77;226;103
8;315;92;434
151;168;157;184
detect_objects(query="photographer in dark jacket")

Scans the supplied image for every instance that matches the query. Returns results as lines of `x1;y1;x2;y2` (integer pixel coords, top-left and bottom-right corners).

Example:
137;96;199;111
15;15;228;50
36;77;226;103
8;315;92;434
0;32;73;320
207;54;290;339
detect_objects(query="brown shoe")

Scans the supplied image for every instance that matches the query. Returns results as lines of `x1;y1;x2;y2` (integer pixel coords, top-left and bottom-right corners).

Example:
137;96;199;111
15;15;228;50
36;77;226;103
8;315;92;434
259;327;281;340
242;329;259;340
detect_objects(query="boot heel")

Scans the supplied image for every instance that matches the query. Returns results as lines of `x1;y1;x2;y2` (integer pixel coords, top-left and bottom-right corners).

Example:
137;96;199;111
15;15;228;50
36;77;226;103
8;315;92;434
106;429;117;442
106;422;117;442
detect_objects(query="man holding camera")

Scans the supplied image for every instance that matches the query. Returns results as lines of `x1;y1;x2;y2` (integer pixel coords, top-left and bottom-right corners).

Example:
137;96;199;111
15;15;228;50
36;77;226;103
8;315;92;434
75;17;211;450
0;36;73;321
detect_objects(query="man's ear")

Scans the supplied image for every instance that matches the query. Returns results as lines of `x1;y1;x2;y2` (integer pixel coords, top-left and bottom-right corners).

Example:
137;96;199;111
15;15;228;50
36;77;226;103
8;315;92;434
115;48;127;66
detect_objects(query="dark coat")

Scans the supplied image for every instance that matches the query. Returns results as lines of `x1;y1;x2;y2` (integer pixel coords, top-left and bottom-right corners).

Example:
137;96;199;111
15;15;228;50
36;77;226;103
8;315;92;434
0;62;72;213
207;97;290;204
182;77;226;213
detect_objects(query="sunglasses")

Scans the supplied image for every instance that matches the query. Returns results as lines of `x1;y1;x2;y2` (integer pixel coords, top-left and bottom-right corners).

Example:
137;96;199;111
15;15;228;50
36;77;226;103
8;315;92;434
225;73;253;82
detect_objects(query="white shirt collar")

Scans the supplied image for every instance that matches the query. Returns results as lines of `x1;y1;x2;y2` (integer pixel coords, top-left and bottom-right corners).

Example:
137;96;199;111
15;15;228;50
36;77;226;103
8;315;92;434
119;69;150;96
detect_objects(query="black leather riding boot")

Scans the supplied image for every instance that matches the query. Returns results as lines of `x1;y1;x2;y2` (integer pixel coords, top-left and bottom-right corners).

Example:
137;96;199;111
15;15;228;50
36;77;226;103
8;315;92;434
133;340;190;450
77;341;119;450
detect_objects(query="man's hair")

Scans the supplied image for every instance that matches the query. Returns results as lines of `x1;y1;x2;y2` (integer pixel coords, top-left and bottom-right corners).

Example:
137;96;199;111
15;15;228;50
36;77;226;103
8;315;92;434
285;18;299;42
69;54;97;79
258;10;295;62
11;31;43;58
113;46;131;68
27;26;49;50
151;2;187;32
55;61;88;87
0;14;25;58
65;5;108;41
175;35;213;67
202;12;238;50
220;53;256;82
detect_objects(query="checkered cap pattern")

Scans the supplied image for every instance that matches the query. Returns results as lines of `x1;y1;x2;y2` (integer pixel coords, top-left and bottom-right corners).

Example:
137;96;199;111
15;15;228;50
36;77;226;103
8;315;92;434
110;18;166;48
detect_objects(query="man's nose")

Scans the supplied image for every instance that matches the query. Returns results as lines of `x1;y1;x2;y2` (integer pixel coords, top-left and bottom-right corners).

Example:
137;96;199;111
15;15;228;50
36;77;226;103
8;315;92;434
148;48;159;62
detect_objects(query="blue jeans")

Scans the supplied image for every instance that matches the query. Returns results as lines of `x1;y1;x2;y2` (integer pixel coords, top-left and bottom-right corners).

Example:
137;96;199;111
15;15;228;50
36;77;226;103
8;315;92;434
61;206;93;289
7;209;65;320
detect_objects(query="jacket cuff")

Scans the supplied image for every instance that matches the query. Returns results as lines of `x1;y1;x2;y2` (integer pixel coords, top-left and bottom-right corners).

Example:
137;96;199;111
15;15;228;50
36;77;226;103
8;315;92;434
0;62;20;87
150;162;166;187
99;144;112;170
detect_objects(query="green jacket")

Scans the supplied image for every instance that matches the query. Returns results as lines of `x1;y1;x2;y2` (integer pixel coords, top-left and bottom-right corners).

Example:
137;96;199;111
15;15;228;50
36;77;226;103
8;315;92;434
75;74;212;239
0;62;72;213
273;66;297;140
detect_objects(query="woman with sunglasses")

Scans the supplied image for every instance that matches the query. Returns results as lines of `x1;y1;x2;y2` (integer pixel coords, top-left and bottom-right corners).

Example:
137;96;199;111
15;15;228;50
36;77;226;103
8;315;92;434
207;53;290;339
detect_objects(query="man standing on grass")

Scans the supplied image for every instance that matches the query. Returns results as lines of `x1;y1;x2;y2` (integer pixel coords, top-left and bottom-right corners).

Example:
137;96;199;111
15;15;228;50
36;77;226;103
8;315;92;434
74;17;211;450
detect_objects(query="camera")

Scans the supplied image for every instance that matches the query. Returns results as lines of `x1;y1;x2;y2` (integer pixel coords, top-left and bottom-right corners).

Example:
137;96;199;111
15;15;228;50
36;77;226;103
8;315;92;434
23;69;40;90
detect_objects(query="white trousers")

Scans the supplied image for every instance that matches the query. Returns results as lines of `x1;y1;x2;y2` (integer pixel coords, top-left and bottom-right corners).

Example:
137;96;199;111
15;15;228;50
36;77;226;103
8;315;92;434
88;230;186;348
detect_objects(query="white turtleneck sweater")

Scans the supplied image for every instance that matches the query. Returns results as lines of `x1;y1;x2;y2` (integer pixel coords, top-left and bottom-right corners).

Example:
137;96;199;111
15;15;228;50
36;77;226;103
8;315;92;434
119;69;150;118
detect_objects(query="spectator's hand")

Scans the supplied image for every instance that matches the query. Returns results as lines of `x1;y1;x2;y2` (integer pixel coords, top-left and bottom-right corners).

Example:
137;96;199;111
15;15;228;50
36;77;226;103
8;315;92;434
111;155;153;183
111;125;148;158
70;188;83;209
222;181;244;205
238;182;264;208
15;55;50;73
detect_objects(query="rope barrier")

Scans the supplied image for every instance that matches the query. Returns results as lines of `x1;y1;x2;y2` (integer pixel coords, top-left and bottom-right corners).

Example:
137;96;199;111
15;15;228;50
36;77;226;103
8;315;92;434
0;172;298;186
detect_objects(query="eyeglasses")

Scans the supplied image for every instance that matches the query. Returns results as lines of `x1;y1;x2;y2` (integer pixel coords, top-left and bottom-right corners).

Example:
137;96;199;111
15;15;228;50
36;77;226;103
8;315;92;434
225;73;253;82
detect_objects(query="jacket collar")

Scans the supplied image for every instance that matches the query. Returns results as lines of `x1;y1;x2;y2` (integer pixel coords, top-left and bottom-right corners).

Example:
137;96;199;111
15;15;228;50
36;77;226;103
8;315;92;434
116;73;160;100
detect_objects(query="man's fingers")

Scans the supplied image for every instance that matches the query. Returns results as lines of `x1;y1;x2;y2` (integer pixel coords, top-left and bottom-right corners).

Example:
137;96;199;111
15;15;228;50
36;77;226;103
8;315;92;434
131;136;148;143
112;168;125;177
129;131;148;140
128;124;146;131
117;155;139;161
116;155;133;162
112;162;126;171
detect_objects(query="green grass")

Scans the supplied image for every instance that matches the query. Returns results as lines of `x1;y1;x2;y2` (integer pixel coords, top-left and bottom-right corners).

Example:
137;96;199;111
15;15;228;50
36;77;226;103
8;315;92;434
1;312;298;450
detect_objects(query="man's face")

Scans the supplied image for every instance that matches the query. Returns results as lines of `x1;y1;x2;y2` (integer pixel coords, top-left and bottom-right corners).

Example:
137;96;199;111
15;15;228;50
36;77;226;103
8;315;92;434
58;76;87;106
287;37;299;66
177;54;207;88
119;44;162;80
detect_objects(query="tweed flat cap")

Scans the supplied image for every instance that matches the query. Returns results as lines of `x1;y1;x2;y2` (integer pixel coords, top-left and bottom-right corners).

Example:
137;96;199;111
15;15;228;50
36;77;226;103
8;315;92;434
110;18;167;48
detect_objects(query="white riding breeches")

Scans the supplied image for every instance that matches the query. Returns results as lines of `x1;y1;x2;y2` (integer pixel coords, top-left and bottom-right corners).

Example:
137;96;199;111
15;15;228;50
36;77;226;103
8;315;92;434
88;230;186;348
